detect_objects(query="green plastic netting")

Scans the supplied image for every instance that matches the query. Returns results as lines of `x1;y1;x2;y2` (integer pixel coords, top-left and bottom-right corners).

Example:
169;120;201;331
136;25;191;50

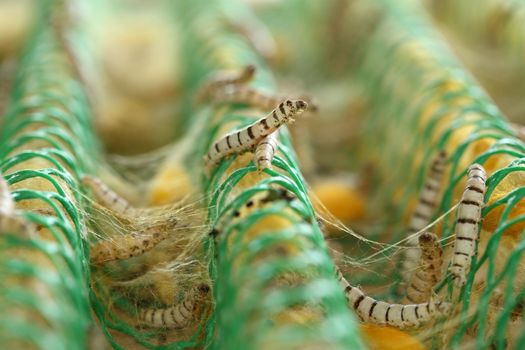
0;6;98;349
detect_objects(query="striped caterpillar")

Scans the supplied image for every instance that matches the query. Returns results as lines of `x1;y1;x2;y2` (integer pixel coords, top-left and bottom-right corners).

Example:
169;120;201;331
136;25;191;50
336;266;450;329
449;163;486;287
138;283;211;329
405;232;443;304
402;151;447;282
205;99;308;170
82;175;183;266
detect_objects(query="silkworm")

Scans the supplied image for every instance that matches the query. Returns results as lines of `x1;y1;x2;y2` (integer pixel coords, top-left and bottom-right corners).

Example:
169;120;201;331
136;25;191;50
336;266;449;329
90;226;174;266
210;85;319;112
254;132;278;172
405;232;443;303
81;175;135;216
138;283;211;329
205;99;308;170
197;64;256;102
402;151;447;280
449;163;486;287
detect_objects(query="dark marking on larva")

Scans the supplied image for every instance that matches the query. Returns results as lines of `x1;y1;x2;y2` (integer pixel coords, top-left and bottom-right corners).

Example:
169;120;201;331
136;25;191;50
237;132;243;146
452;263;463;268
247;126;254;139
215;143;220;153
471;175;486;182
226;135;231;148
457;236;474;242
369;301;378;317
386;306;391;322
455;251;470;257
279;103;286;115
246;201;254;208
426;303;430;314
272;111;279;123
415;305;420;319
261;118;269;130
401;307;405;322
233;211;240;217
162;309;167;326
424;183;439;192
345;285;352;294
461;199;481;206
354;295;365;310
150;309;157;324
457;218;478;225
209;229;219;237
258;157;270;162
410;283;424;293
419;198;435;208
466;185;484;194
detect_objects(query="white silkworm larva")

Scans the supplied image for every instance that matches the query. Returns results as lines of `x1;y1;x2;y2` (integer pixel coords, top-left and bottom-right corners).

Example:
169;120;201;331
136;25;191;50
205;99;308;169
449;163;487;287
211;85;319;112
198;64;256;101
138;283;210;329
405;232;443;304
402;150;447;280
336;267;449;329
254;132;278;172
81;175;135;216
90;226;173;266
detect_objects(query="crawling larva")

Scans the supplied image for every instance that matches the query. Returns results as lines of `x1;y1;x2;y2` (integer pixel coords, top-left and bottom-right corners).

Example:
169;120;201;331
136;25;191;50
197;64;256;102
205;99;308;170
210;85;319;113
138;283;211;329
90;224;175;266
254;132;279;172
402;151;447;281
405;232;443;304
336;266;449;329
449;163;486;287
81;175;136;216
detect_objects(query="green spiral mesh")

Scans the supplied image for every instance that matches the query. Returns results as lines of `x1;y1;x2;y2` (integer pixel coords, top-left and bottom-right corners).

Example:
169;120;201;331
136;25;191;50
338;0;525;348
173;0;364;349
0;7;98;350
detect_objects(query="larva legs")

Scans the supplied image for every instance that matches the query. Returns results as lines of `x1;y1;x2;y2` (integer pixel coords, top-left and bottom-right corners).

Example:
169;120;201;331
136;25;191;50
336;267;449;329
205;99;308;170
138;283;211;329
405;232;443;304
449;164;487;287
402;151;447;281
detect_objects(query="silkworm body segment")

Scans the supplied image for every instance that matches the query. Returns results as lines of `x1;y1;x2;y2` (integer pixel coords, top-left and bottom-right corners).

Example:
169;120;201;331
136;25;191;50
403;151;447;280
405;232;443;303
138;283;211;329
449;163;486;287
336;267;449;329
205;99;307;169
